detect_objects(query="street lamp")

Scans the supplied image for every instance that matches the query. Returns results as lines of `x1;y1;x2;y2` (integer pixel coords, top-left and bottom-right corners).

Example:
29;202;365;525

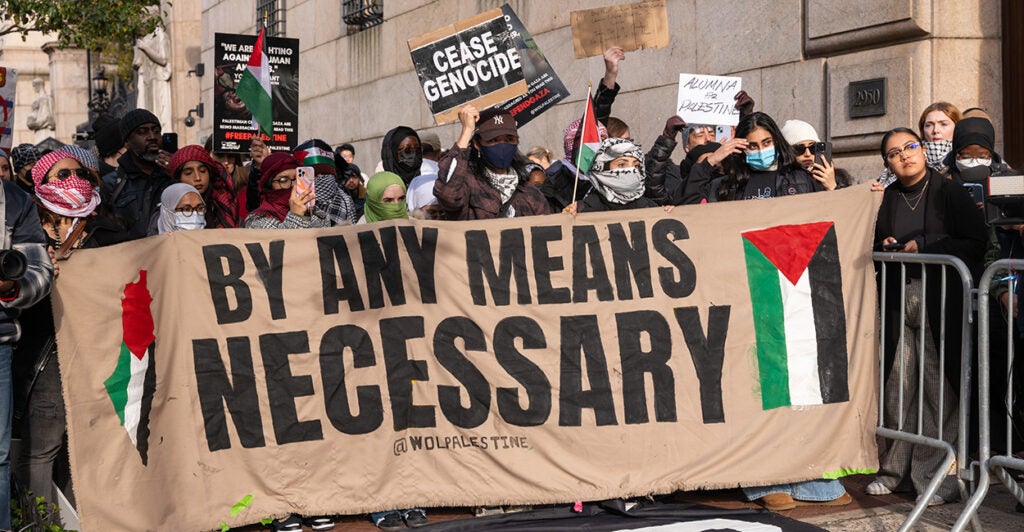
88;69;110;115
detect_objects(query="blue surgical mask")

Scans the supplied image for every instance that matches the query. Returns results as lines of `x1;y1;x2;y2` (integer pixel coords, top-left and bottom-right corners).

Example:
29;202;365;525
479;142;517;170
745;147;777;170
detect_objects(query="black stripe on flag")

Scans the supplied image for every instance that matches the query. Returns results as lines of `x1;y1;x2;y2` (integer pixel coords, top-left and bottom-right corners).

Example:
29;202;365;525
807;226;849;404
137;344;157;466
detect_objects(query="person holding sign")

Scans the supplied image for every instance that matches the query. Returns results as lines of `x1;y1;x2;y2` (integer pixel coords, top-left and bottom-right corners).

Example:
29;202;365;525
242;152;325;229
433;105;550;220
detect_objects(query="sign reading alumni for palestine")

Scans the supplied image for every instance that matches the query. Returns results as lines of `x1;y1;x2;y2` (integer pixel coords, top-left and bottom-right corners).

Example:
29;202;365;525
408;8;528;124
53;185;882;531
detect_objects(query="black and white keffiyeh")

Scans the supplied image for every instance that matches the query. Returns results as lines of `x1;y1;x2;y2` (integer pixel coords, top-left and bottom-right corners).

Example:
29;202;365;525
588;138;646;204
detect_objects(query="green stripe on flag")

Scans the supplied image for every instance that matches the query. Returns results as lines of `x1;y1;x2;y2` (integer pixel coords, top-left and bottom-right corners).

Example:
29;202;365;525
743;239;790;409
104;343;133;425
822;468;878;479
237;69;273;136
302;155;334;166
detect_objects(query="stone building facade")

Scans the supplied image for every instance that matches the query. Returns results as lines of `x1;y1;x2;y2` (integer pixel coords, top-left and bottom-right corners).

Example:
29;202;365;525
196;0;1004;181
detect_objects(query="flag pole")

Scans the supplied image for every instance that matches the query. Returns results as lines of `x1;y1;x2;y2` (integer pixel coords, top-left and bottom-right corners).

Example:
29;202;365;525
570;81;593;210
254;13;268;143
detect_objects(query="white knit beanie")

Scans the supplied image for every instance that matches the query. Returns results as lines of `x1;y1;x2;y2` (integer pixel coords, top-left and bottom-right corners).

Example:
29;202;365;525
780;119;821;145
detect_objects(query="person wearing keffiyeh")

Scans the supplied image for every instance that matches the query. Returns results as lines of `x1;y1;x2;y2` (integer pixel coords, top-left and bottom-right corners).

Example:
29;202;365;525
167;145;239;229
243;152;328;230
571;138;659;213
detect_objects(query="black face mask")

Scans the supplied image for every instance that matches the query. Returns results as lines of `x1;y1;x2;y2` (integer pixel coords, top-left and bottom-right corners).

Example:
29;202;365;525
398;150;422;171
958;165;990;183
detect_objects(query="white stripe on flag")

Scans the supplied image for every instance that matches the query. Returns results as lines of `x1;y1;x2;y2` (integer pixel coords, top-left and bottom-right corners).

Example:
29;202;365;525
123;351;150;446
779;269;823;405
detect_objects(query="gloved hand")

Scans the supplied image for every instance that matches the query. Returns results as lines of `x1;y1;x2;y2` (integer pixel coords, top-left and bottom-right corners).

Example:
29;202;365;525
663;115;687;140
734;90;755;117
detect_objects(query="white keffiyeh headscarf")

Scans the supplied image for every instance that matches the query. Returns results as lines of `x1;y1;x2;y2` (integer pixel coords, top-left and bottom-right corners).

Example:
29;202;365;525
588;138;646;204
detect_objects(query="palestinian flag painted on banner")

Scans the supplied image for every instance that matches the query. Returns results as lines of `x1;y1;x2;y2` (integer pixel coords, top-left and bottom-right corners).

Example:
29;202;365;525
742;222;849;410
103;270;157;465
575;94;601;174
236;26;273;137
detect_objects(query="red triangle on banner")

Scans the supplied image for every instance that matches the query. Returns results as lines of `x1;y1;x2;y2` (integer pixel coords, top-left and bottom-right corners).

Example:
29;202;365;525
742;222;834;284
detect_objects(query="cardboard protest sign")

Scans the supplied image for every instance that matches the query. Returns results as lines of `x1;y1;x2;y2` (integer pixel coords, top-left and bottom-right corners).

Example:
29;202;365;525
571;0;669;59
496;4;569;128
213;33;299;153
0;68;16;150
677;74;743;126
409;9;528;124
54;185;881;531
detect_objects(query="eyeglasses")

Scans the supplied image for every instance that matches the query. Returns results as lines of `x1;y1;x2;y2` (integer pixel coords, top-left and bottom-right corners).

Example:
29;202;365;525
174;204;206;216
272;176;296;187
885;142;922;161
794;143;815;155
49;168;92;181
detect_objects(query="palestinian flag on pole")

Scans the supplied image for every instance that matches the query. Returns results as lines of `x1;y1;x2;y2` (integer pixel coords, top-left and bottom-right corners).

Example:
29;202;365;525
574;93;601;174
103;270;157;465
742;222;849;410
236;25;273;137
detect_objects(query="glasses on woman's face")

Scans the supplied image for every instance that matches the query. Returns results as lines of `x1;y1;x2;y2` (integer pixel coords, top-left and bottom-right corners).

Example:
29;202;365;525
272;176;296;187
175;204;207;216
49;168;91;181
793;143;815;155
885;142;922;161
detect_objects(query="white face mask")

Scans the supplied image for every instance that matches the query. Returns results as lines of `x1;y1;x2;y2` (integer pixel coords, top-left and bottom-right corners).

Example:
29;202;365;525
956;158;992;170
173;212;206;231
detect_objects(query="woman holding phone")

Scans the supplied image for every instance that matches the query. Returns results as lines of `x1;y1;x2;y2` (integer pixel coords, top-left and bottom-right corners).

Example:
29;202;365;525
243;152;325;229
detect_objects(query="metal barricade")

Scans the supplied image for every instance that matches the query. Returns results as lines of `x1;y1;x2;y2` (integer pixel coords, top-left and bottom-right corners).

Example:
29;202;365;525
873;252;978;532
953;258;1024;531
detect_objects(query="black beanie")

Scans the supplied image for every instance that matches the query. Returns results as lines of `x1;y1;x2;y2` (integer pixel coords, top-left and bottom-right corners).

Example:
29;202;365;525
119;109;160;142
944;117;997;168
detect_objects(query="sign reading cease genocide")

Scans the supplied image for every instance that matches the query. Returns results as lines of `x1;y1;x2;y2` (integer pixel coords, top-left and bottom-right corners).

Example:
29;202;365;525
496;3;569;129
53;185;882;531
409;8;528;124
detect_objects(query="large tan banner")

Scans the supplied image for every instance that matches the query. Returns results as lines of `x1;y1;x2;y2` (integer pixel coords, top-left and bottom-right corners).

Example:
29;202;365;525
53;184;881;531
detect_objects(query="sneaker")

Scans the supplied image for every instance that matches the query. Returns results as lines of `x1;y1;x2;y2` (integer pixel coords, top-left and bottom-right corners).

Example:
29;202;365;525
306;515;335;531
273;514;303;532
375;512;404;531
917;494;945;507
865;480;892;495
404;509;428;528
758;492;796;511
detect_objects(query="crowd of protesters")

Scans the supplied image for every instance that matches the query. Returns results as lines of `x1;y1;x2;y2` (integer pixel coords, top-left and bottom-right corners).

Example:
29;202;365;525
0;44;1020;531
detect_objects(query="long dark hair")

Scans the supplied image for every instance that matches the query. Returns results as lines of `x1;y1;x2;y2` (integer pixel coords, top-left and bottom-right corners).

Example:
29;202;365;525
716;112;799;201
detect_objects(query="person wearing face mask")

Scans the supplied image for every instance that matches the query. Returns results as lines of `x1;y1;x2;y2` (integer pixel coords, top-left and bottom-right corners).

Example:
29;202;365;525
571;138;658;213
876;102;963;188
380;126;424;186
683;112;824;204
943;116;1011;184
165;145;239;231
156;183;207;233
539;117;609;213
434;105;550;220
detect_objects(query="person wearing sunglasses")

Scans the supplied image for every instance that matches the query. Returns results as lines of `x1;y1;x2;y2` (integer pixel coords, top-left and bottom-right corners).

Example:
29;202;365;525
243;152;324;230
871;127;987;506
780;119;851;190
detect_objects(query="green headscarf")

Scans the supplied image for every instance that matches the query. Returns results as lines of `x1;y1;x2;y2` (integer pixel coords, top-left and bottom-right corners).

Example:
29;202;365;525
364;171;409;223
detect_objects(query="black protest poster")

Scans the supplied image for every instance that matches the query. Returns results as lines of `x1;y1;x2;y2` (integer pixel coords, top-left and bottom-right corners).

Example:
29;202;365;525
497;4;570;128
213;32;299;153
408;9;528;124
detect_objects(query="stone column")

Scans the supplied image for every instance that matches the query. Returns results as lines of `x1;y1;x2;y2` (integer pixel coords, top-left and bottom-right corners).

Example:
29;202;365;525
42;42;89;144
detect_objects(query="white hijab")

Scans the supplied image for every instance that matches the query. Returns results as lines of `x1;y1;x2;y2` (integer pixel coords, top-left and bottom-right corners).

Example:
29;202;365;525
157;183;202;234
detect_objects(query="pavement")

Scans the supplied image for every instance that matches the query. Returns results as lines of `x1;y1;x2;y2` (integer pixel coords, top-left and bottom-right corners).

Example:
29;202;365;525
236;474;1024;531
